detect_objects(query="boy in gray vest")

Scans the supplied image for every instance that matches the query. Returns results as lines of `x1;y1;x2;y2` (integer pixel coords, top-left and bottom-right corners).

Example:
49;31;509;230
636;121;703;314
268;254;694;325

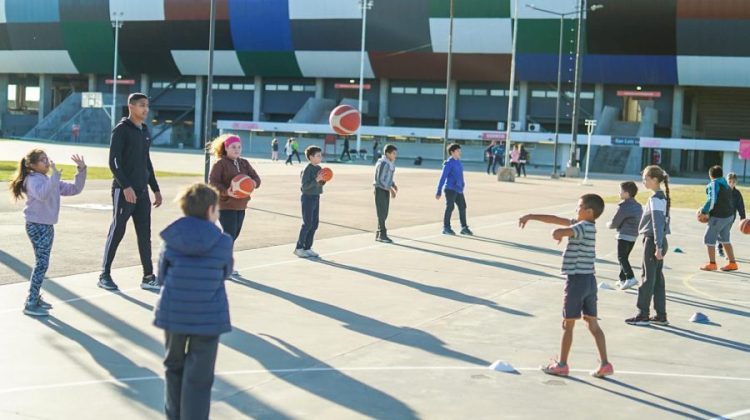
374;144;398;243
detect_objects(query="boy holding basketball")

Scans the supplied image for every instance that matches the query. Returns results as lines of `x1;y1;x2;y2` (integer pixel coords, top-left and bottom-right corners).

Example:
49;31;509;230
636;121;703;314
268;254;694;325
295;146;326;258
699;165;738;271
154;183;233;420
374;144;398;243
436;144;472;236
519;194;613;378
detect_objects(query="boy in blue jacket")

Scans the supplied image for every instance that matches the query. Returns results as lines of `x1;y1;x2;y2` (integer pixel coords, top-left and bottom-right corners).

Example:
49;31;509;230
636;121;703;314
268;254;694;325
436;143;472;235
154;183;233;420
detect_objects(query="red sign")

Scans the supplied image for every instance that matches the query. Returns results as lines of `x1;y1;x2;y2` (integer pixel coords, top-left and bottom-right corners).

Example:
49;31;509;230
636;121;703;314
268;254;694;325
617;90;661;98
739;139;750;160
335;83;371;90
482;132;506;141
105;79;136;85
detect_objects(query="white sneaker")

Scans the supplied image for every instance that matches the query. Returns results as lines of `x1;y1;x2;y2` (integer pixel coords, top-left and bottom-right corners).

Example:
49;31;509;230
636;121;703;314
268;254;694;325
230;270;241;279
294;249;309;258
305;249;320;258
620;278;638;290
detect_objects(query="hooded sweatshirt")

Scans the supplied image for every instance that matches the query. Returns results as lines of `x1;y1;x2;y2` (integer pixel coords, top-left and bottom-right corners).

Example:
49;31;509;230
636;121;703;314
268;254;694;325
436;158;465;195
606;198;643;241
23;168;86;225
154;217;234;336
701;177;733;218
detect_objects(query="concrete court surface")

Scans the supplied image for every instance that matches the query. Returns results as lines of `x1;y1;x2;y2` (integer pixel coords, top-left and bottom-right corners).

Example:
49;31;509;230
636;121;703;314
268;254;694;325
0;140;749;419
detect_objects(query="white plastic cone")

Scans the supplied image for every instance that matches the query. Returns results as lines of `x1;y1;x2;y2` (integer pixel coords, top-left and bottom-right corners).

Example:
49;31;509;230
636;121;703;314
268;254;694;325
489;360;519;374
598;282;615;290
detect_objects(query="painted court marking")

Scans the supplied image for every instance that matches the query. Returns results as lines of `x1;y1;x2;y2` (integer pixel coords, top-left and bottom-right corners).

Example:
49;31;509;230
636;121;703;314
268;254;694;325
0;365;748;396
711;409;750;420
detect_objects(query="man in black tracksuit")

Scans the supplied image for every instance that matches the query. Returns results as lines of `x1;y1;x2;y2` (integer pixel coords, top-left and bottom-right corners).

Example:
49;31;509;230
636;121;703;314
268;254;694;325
98;93;163;291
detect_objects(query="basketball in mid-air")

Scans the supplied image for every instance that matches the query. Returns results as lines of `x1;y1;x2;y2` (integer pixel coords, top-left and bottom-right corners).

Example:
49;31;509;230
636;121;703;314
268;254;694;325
329;105;361;135
319;167;333;182
740;218;750;234
231;174;254;198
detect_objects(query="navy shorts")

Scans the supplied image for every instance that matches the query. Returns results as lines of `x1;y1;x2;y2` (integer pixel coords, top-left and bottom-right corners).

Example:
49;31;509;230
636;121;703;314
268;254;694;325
563;273;598;319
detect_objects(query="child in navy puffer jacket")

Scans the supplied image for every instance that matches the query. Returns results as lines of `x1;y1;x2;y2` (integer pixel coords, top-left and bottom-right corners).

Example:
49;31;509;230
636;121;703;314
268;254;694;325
154;183;233;420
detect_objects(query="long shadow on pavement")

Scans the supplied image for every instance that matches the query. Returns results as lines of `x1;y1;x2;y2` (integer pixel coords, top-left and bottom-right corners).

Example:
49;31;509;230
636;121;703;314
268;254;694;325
465;235;619;266
232;277;491;367
567;376;718;419
315;259;533;317
220;329;418;420
650;324;750;353
391;242;553;278
35;315;163;415
665;293;750;318
41;281;293;419
0;249;31;279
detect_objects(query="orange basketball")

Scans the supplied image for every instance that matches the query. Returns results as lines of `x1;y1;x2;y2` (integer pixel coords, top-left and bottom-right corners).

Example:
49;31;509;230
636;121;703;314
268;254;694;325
329;105;361;135
740;218;750;234
230;174;254;198
319;167;333;182
697;211;709;224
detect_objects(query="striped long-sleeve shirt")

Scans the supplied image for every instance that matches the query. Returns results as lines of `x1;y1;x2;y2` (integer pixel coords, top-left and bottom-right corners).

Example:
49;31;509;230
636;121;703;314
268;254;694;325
561;220;597;275
373;157;396;190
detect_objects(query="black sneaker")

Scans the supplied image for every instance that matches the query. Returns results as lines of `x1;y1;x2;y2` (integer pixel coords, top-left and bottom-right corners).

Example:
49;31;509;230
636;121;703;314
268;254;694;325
649;315;669;326
37;294;53;309
140;274;161;291
625;314;650;326
443;228;456;235
460;227;474;236
23;301;49;317
97;273;119;291
377;235;394;244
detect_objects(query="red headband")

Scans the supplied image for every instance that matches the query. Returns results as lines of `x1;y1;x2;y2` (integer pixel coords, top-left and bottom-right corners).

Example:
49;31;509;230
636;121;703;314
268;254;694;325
224;136;241;148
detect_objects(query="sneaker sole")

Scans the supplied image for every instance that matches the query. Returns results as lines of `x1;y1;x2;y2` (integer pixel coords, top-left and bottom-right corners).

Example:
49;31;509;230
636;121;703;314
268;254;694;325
651;321;670;326
720;268;738;272
541;369;569;377
23;309;49;317
591;371;613;378
140;284;161;291
700;268;717;271
625;320;651;326
97;283;119;291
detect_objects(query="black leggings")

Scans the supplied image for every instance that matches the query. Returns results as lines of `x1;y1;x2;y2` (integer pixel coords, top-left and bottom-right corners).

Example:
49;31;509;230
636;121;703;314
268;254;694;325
617;239;636;280
219;210;246;241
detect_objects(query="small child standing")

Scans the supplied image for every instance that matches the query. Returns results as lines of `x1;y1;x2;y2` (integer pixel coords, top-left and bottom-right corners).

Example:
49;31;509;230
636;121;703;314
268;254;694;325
9;149;87;317
519;194;612;378
717;172;745;259
626;165;671;326
374;144;398;243
606;181;643;290
698;165;737;272
436;143;472;236
208;134;261;278
294;146;327;258
154;183;233;420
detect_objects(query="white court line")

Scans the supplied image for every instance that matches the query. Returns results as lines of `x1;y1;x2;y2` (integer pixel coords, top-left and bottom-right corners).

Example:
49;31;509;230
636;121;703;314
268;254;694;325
1;202;573;312
1;365;748;395
711;408;750;420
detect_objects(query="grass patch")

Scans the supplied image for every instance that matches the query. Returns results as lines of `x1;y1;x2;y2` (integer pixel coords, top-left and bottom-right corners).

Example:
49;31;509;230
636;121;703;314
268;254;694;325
0;161;198;182
605;184;750;210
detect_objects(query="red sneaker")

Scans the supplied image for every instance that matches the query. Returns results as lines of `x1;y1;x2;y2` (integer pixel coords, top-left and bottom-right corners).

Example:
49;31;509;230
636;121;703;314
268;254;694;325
590;362;614;378
541;360;569;377
700;263;718;271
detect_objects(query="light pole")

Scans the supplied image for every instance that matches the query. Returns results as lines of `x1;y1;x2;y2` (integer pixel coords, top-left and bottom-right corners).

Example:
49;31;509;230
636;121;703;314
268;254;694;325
356;0;373;157
111;11;123;129
582;119;596;185
525;4;576;179
498;0;519;182
567;2;604;177
442;0;454;160
203;0;217;182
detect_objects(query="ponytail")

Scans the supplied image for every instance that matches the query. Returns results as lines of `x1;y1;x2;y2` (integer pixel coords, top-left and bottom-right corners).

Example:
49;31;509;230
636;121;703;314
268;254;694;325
9;149;45;201
663;174;671;218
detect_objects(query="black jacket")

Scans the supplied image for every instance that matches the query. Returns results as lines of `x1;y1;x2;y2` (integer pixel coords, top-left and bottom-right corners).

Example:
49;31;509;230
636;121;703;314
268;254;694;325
732;187;746;220
109;117;159;192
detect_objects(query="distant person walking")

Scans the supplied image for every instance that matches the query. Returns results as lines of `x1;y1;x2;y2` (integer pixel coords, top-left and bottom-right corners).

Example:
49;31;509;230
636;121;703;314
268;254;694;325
271;138;279;161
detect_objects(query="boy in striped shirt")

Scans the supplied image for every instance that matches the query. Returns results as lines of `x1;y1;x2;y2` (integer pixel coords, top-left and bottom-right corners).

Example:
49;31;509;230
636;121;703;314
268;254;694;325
519;194;612;378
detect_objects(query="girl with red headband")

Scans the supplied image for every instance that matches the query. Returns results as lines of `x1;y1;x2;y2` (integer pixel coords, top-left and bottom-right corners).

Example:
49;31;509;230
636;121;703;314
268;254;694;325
208;134;261;279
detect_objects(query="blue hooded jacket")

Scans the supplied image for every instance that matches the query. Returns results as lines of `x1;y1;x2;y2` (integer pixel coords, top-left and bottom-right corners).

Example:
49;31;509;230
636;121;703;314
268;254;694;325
436;158;465;195
154;216;234;336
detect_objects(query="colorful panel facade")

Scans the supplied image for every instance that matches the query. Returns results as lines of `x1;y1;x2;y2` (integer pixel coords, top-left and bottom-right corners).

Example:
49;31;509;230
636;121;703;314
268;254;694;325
4;0;59;23
0;50;78;73
366;0;431;52
295;51;374;78
164;0;229;20
678;56;750;87
676;0;750;19
429;18;511;53
587;0;676;55
288;0;361;20
59;0;109;21
235;52;302;77
171;50;244;76
429;0;510;18
108;0;165;21
61;21;115;74
290;19;361;51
